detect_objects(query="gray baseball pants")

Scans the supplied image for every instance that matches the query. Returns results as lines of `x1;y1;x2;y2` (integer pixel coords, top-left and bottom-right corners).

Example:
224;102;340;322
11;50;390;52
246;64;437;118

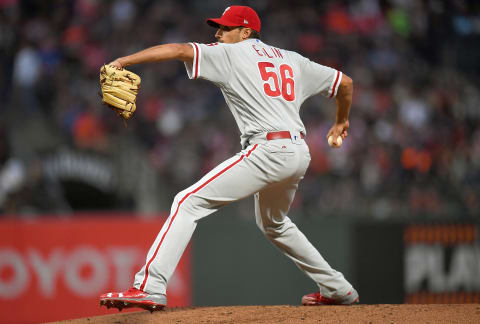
133;134;353;299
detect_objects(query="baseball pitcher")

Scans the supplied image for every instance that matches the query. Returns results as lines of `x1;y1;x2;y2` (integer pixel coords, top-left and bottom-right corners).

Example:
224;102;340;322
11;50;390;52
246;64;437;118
99;5;358;312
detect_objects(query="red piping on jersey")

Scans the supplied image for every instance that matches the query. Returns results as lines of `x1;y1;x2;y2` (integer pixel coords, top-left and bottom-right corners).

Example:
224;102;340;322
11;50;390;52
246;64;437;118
140;144;259;291
193;43;199;79
329;71;340;98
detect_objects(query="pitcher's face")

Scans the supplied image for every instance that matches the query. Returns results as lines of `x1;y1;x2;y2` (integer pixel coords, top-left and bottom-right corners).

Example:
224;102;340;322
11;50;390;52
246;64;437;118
215;25;246;43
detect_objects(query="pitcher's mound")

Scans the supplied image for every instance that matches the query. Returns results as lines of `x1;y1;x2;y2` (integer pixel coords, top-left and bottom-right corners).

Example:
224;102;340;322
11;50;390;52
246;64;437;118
52;304;480;324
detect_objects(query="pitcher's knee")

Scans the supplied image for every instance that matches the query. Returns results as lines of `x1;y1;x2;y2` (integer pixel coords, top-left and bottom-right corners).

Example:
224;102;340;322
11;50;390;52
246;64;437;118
171;191;216;220
170;191;187;214
261;222;294;238
172;191;184;205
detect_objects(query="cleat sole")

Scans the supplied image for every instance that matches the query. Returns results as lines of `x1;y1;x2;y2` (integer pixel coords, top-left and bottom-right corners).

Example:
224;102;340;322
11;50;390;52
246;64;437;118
99;298;165;312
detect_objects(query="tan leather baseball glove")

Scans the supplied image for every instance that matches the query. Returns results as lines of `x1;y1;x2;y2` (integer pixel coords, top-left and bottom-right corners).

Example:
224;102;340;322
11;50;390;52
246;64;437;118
99;64;141;120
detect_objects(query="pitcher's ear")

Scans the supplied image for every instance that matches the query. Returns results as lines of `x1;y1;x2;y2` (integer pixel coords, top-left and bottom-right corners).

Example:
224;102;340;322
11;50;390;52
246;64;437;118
241;27;252;39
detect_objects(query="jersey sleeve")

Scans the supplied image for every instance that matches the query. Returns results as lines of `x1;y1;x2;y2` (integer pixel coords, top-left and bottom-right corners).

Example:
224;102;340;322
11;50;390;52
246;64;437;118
298;55;343;100
184;42;231;85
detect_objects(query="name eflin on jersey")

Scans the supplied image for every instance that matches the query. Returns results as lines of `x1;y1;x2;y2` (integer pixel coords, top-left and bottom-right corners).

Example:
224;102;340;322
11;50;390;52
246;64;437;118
206;42;284;60
251;44;284;59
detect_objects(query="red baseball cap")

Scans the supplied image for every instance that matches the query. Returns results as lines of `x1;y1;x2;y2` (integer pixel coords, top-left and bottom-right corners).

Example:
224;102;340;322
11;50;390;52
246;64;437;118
207;6;261;33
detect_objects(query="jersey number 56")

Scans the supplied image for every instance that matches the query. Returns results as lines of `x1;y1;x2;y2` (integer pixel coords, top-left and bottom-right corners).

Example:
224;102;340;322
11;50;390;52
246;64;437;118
257;62;295;102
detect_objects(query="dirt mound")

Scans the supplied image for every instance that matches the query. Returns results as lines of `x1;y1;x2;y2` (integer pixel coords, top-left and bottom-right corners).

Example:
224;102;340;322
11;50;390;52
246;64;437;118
51;304;479;324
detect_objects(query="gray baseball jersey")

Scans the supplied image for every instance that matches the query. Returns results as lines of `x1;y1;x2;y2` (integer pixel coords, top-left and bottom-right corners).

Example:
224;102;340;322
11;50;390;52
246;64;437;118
134;38;353;301
185;39;342;147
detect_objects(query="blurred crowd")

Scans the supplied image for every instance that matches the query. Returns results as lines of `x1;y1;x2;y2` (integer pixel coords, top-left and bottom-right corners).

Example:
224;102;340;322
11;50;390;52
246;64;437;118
1;0;479;219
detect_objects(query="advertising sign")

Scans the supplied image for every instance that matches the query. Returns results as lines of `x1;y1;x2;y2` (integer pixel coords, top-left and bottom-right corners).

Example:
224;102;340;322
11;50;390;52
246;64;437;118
0;216;191;323
404;223;480;303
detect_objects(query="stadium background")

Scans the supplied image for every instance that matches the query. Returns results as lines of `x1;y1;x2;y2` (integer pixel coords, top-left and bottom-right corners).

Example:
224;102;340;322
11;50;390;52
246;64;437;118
0;0;479;323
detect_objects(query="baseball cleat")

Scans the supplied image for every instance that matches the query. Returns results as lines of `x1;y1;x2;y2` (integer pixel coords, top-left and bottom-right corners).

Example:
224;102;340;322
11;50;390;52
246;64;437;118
301;289;359;306
99;287;167;312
